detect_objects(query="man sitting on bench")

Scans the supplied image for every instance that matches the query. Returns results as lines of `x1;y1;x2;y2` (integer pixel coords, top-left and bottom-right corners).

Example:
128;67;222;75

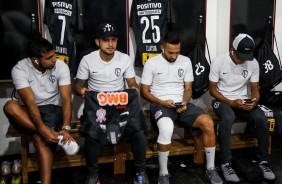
209;33;275;183
140;30;222;184
73;22;149;184
3;37;77;184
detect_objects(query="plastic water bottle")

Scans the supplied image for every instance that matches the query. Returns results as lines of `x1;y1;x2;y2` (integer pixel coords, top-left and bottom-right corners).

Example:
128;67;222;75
137;175;143;184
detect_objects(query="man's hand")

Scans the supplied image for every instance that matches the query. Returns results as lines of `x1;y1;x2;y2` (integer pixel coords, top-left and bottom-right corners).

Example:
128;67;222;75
80;87;90;97
176;104;187;113
241;98;257;111
161;100;175;108
38;124;59;143
229;99;244;109
58;130;76;144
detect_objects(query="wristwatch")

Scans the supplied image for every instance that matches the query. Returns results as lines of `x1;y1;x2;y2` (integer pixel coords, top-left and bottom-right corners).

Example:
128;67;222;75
62;125;71;131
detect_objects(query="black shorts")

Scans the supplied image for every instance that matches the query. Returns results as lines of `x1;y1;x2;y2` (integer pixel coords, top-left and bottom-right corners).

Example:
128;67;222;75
8;104;63;135
150;103;204;135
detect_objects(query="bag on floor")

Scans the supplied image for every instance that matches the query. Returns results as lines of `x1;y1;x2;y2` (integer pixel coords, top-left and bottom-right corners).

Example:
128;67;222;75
233;158;264;182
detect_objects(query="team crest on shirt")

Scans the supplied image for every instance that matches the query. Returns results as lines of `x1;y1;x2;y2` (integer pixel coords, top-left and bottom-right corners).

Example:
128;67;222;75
154;110;162;119
242;70;248;78
96;108;106;123
49;75;56;83
178;68;184;77
115;68;121;77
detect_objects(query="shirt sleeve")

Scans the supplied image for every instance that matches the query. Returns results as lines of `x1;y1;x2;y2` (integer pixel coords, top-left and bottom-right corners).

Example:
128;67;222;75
124;55;136;79
11;65;30;90
141;61;153;85
184;58;194;82
75;57;90;80
209;59;220;82
56;60;71;86
250;59;259;82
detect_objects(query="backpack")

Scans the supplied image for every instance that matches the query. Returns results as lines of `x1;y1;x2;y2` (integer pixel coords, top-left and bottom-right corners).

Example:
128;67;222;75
255;16;282;91
189;15;211;99
233;158;264;182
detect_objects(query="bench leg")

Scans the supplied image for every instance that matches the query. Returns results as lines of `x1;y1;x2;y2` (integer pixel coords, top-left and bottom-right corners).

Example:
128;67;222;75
193;135;204;165
113;142;126;174
21;136;29;184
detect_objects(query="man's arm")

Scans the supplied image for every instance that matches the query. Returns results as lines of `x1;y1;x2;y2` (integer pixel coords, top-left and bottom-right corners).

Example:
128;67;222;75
17;87;59;143
182;82;193;104
209;81;243;109
250;82;260;103
241;82;260;111
58;84;75;142
73;78;89;97
126;77;139;90
140;83;175;108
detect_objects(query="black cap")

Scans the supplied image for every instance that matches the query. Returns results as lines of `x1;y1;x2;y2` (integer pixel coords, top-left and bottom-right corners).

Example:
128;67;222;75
232;33;255;61
96;22;118;39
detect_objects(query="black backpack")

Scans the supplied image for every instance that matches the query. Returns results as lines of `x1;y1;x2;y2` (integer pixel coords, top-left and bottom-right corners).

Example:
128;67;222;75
189;15;211;99
255;16;282;91
233;158;264;182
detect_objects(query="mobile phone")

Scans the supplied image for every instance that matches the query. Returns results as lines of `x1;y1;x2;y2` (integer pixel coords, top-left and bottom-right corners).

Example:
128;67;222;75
244;99;253;103
174;102;183;106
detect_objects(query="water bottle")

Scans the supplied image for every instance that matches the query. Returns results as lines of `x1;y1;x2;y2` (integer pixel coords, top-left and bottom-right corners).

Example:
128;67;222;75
137;175;143;184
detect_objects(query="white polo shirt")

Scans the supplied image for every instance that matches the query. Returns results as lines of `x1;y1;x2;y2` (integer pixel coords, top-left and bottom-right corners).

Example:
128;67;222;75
76;50;135;92
209;53;259;100
12;58;71;106
141;54;194;102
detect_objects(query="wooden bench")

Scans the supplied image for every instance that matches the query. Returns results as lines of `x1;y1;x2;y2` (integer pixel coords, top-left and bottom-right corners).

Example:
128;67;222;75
5;119;128;184
205;108;273;154
5;108;272;184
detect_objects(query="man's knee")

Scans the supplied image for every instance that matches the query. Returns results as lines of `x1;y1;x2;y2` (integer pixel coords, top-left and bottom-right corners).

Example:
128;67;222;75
3;100;18;115
195;114;215;132
157;117;174;144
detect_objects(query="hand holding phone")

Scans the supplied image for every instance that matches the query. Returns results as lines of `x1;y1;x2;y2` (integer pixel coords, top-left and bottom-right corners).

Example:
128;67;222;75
244;99;253;103
174;102;183;107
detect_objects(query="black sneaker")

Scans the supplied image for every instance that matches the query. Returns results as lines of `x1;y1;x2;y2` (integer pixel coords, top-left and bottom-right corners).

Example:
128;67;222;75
85;176;100;184
259;161;276;181
134;172;150;184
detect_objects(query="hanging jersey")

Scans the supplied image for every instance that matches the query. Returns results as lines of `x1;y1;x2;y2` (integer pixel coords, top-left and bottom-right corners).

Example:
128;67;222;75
130;0;172;67
44;0;83;74
79;89;148;143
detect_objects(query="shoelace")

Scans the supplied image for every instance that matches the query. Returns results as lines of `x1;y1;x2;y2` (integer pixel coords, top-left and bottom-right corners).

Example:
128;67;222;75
223;164;236;175
260;163;272;172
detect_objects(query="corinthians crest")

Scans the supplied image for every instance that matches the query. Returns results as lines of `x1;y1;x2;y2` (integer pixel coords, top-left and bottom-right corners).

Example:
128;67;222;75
96;108;106;123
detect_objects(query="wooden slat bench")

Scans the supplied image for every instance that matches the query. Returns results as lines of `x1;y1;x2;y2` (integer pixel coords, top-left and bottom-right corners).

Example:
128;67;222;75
5;119;129;184
5;107;272;184
204;108;273;154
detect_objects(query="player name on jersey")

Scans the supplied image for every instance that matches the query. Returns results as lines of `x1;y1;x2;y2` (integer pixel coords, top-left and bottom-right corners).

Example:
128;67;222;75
45;0;83;73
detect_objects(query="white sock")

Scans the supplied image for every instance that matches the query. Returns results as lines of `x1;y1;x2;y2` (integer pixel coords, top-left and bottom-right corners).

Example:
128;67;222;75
204;146;216;170
158;151;169;176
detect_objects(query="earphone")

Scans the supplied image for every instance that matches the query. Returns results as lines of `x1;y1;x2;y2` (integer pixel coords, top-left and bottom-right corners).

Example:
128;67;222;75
162;49;164;53
34;60;39;65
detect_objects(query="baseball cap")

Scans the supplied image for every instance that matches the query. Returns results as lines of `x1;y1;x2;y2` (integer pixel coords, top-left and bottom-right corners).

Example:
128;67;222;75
232;33;255;61
96;22;118;39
